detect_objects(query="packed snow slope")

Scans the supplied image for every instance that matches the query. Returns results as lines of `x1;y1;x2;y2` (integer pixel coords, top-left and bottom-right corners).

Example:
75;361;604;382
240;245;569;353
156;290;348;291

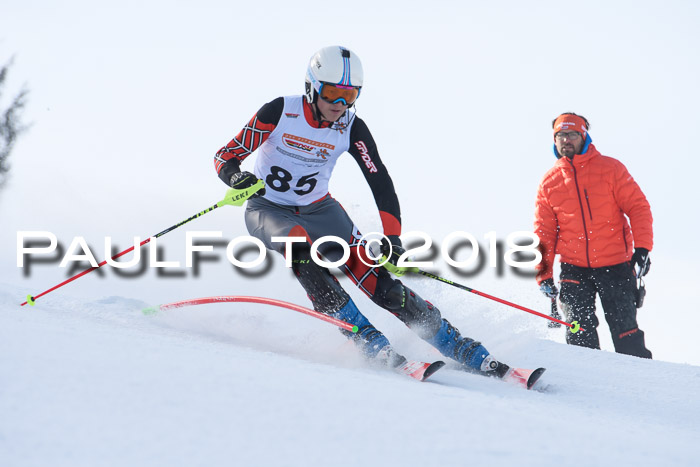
1;283;698;467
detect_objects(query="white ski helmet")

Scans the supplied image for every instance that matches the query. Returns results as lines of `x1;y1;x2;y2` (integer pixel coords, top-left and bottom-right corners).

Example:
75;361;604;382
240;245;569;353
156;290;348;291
305;46;364;105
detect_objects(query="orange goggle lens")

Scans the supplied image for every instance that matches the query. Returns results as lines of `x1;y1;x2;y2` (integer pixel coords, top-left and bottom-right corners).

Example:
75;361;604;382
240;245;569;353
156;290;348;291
319;83;360;105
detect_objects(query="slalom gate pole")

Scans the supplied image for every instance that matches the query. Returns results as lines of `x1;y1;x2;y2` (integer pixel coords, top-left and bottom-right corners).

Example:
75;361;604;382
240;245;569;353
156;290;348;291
20;182;265;307
141;295;359;333
414;269;582;333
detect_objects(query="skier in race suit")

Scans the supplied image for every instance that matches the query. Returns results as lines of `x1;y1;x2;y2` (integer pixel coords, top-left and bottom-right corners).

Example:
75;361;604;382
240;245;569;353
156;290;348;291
214;45;507;376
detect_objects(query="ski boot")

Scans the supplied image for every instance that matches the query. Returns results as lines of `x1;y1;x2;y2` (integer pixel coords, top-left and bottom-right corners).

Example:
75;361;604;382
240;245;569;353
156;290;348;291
427;319;545;388
426;318;493;371
335;298;406;368
335;299;445;381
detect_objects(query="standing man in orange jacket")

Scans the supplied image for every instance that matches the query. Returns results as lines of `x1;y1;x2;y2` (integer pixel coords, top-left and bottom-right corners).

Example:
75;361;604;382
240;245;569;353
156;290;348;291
534;112;653;358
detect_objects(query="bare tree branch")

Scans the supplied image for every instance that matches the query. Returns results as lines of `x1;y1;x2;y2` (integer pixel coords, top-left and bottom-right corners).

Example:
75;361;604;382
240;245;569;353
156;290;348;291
0;57;30;189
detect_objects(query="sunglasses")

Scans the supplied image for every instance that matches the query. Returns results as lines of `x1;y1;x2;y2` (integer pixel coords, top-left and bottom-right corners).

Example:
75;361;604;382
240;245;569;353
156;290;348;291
319;83;360;106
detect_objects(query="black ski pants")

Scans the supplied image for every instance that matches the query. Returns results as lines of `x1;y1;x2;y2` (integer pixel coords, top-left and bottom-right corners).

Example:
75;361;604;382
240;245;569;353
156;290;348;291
559;262;652;359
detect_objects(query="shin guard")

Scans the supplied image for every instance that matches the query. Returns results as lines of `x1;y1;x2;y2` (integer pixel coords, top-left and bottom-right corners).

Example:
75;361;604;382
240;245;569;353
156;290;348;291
375;280;442;339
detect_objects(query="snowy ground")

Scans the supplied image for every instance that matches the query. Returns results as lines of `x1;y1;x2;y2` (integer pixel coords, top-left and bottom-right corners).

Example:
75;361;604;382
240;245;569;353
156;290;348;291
2;282;698;467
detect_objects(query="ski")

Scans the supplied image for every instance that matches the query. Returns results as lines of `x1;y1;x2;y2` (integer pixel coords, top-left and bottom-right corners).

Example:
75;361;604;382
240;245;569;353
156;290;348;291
501;366;546;390
395;359;446;382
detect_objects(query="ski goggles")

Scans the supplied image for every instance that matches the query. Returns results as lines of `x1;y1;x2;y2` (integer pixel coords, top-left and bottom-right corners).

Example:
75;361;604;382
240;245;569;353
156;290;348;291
319;82;361;106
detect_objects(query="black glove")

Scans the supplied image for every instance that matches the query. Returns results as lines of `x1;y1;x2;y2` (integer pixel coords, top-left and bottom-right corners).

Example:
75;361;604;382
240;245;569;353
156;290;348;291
379;235;417;277
539;278;558;299
631;247;651;277
229;171;265;198
380;235;404;266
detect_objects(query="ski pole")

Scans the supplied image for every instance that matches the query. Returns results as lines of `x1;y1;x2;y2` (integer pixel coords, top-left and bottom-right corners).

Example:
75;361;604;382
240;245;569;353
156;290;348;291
413;269;582;333
141;295;359;333
20;181;265;307
548;298;563;328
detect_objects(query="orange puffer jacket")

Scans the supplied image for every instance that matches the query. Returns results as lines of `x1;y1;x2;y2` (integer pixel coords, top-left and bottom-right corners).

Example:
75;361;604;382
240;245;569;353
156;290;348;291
534;143;653;284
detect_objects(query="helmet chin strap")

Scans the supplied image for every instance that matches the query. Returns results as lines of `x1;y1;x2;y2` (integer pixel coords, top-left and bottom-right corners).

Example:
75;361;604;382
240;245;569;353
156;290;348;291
311;100;325;126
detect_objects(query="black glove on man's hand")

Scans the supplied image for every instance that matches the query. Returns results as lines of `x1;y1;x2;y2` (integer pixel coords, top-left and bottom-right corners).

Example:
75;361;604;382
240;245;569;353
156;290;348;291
631;247;651;277
539;278;558;299
229;171;265;198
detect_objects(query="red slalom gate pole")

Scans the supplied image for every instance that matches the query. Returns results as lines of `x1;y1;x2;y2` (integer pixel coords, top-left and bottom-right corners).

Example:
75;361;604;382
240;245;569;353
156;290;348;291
20;182;264;307
142;295;359;333
415;269;583;333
